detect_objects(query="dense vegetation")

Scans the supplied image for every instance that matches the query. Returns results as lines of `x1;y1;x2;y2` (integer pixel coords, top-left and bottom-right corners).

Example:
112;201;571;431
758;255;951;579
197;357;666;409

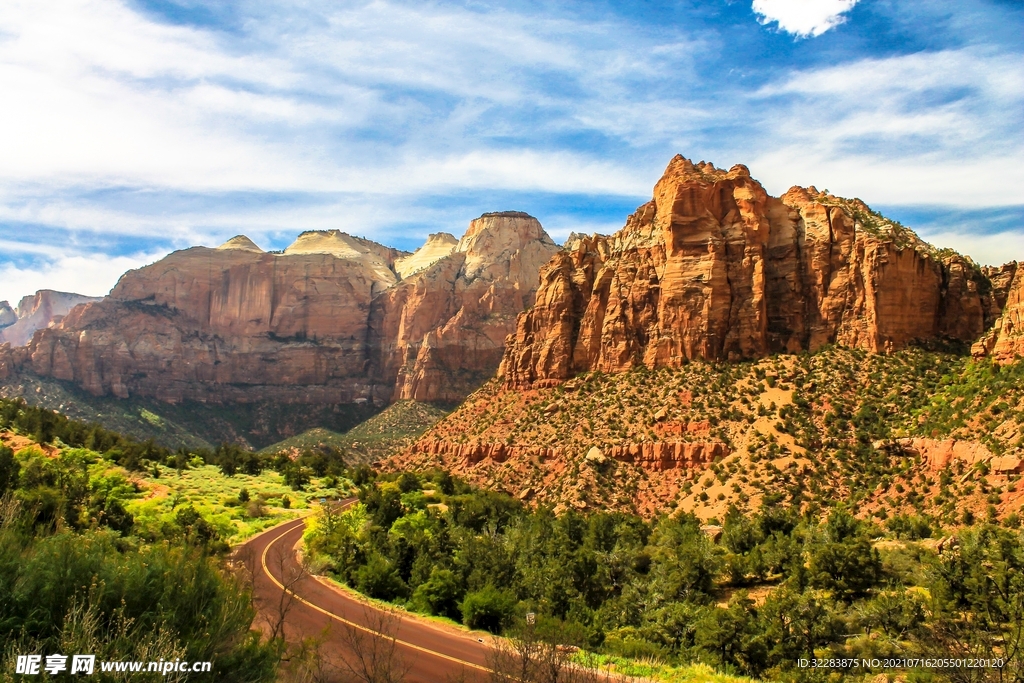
306;473;1024;682
261;400;452;465
0;398;371;681
0;447;279;682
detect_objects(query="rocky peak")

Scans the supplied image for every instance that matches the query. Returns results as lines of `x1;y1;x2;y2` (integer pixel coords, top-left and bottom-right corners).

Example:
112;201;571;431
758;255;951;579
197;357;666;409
370;213;560;403
456;212;557;281
15;216;560;405
284;230;400;288
216;235;264;252
394;233;458;278
500;154;1009;387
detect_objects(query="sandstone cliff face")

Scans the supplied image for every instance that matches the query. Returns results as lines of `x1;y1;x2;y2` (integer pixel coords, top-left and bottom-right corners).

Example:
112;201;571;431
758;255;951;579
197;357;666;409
370;212;559;402
973;262;1024;363
0;290;101;347
17;219;556;404
501;156;1002;385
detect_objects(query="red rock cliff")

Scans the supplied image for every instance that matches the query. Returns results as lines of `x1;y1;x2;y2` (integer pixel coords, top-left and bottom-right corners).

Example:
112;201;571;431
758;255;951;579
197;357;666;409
16;218;557;405
369;212;559;402
501;156;1002;385
972;262;1024;363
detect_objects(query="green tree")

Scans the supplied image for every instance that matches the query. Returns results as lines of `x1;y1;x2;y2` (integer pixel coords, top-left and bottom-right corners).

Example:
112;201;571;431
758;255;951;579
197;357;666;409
0;445;18;496
413;567;462;620
462;585;516;634
355;554;407;601
809;509;882;601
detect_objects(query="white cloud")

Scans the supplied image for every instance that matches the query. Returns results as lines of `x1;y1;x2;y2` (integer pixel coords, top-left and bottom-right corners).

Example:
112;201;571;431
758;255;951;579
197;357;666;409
0;248;168;305
743;48;1024;208
752;0;859;38
914;230;1024;268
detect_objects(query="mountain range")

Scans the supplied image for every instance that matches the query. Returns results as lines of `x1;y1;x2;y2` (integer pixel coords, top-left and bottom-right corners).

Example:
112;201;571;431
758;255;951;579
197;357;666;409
2;155;1023;518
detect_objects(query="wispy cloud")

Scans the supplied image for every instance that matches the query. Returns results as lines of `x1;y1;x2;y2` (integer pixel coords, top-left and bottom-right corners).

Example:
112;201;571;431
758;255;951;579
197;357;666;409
0;0;1021;303
0;249;168;305
744;48;1024;206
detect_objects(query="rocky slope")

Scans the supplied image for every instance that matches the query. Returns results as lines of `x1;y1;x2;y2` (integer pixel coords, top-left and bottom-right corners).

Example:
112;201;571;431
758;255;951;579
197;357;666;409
391;347;1024;521
0;290;101;347
501;156;1001;386
7;216;557;405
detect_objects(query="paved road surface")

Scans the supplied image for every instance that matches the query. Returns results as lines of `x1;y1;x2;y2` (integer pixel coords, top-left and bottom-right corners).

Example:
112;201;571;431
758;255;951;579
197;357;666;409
242;503;493;682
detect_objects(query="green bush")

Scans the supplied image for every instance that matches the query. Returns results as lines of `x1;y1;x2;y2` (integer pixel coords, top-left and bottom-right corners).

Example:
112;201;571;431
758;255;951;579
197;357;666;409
461;585;516;633
355;554;407;601
412;567;462;620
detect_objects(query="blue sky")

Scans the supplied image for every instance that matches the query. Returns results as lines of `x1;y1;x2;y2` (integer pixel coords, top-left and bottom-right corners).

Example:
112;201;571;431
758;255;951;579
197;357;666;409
1;0;1022;304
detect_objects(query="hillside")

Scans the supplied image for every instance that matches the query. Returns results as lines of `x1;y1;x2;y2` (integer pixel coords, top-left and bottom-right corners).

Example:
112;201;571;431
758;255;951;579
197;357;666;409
260;400;451;463
0;369;378;450
390;347;1024;524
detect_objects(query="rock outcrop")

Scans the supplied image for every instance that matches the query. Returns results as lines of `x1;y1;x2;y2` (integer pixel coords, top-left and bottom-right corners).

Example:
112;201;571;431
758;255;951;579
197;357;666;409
0;290;101;347
370;212;559;402
409;437;726;471
972;262;1023;363
15;218;557;404
501;157;1005;386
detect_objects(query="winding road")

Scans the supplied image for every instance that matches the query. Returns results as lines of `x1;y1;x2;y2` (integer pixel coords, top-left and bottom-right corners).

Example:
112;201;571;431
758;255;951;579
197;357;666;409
241;502;493;682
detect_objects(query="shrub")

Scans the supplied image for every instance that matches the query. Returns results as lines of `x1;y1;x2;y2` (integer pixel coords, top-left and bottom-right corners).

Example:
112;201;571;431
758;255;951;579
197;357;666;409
355;554;407;601
412;567;462;620
461;585;516;633
397;472;421;493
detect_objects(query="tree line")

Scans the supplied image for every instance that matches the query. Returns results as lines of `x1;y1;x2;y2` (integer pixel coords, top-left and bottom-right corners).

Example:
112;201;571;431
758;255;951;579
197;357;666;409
305;471;1024;682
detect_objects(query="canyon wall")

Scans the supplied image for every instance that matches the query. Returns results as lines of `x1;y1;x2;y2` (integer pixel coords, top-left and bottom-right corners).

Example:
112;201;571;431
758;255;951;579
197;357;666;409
0;290;102;348
9;219;557;404
370;212;558;402
973;262;1024;363
501;156;1002;386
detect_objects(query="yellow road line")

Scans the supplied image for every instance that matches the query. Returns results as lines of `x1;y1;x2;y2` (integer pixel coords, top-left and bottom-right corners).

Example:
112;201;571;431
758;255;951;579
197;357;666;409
260;517;492;674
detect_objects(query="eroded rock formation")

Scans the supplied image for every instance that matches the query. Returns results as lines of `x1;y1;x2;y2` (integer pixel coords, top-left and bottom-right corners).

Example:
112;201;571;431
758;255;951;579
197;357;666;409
501;156;1005;386
973;262;1024;363
371;212;559;402
14;216;557;404
409;437;727;471
0;290;102;347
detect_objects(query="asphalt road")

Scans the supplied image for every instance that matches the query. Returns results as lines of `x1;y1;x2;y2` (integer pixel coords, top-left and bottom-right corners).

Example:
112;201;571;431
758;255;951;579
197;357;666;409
241;502;493;682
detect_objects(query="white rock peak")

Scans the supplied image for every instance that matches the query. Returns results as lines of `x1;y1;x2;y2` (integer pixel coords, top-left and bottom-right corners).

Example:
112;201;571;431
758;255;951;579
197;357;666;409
216;235;264;252
395;233;458;279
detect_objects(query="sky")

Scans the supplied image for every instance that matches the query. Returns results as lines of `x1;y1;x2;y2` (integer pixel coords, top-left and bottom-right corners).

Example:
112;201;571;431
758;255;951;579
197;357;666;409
1;0;1022;305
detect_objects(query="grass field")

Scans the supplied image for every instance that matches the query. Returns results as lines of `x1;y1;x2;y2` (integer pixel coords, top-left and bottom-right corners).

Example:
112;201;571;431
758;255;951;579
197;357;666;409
126;464;354;544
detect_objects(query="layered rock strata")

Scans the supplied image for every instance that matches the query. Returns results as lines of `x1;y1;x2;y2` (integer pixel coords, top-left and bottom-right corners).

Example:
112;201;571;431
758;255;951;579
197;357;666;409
14;217;557;404
410;436;727;471
370;212;558;402
501;157;1004;386
972;262;1024;363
